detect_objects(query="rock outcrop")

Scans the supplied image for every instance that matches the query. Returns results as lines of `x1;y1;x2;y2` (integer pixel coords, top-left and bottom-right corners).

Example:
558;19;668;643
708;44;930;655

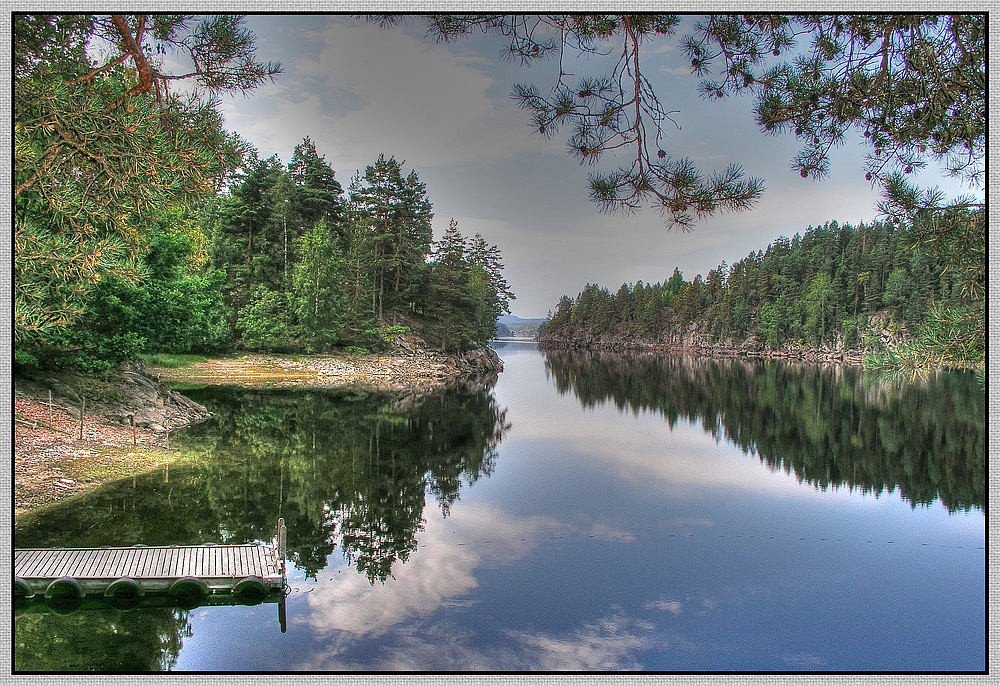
14;361;213;432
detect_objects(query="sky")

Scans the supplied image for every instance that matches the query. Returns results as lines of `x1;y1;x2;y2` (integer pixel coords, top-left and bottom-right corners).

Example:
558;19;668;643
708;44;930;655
213;14;979;319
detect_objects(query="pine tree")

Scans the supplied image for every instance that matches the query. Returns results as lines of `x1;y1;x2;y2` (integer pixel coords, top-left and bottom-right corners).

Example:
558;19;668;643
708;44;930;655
14;14;279;340
290;220;344;351
467;231;515;317
289;137;344;230
349;155;433;323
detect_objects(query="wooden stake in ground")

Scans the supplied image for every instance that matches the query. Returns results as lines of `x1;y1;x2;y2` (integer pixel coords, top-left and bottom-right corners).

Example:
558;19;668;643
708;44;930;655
48;390;52;428
131;415;137;446
79;397;86;440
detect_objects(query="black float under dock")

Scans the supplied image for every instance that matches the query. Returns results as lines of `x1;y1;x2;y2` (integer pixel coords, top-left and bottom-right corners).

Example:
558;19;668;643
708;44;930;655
14;519;289;626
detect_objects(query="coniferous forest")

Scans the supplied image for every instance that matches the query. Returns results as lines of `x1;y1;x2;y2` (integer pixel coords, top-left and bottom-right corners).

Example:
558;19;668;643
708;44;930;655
13;16;512;374
18;137;513;372
540;215;984;372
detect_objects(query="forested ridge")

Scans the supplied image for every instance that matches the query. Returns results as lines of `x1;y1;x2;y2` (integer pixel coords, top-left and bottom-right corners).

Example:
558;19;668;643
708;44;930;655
540;215;984;372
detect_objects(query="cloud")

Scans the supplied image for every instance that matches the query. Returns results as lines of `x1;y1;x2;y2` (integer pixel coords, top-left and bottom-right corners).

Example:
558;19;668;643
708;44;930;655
301;609;667;671
284;497;716;670
225;18;540;173
290;502;562;647
644;599;684;615
505;611;660;671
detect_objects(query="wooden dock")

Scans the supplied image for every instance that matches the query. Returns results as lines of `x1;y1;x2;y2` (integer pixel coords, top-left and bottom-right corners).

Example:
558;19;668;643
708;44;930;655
15;521;288;610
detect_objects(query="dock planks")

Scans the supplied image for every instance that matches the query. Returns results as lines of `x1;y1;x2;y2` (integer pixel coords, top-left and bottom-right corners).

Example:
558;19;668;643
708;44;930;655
14;544;283;595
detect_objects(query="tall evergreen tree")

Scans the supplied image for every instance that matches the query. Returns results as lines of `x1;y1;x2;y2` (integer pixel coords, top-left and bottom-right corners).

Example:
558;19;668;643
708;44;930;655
289;137;344;230
290;220;344;351
348;155;433;322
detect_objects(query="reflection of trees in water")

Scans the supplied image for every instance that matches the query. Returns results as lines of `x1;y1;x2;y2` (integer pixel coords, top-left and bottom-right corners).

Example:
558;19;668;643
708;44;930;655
14;607;188;671
15;384;510;586
544;351;985;512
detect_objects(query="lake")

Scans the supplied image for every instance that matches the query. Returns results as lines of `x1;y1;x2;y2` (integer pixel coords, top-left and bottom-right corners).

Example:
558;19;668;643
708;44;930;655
13;342;986;672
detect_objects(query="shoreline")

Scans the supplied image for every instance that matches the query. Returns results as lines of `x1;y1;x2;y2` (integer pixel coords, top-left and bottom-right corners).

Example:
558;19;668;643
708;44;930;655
143;348;501;391
537;338;866;366
13;393;181;519
13;347;503;519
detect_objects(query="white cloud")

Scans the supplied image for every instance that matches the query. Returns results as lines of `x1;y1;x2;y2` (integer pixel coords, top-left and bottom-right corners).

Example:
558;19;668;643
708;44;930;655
506;611;660;671
644;599;684;615
291;501;561;646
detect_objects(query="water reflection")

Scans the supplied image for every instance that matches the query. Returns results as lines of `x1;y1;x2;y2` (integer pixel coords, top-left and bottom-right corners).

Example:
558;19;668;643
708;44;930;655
13;348;985;672
14;607;187;671
543;351;985;512
14;381;511;672
294;503;562;648
15;382;511;586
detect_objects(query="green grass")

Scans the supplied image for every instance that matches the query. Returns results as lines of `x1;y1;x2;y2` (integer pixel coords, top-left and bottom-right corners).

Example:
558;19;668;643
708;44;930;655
139;353;209;368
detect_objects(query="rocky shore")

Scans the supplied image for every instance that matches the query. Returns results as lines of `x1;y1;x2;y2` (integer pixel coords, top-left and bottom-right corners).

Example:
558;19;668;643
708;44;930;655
14;364;213;517
538;321;870;366
539;335;864;365
13;344;503;518
143;344;503;392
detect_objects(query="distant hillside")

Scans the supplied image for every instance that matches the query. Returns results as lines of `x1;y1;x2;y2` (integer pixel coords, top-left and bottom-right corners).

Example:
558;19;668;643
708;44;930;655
497;315;546;338
537;219;984;369
498;315;547;326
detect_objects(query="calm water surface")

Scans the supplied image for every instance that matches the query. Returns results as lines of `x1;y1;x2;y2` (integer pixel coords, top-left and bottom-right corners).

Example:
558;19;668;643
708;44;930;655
14;343;986;671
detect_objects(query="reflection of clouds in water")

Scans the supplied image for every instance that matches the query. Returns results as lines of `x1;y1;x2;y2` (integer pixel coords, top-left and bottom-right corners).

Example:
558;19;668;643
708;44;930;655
513;405;816;497
588;522;637;542
644;599;683;615
289;502;751;670
305;610;666;671
292;502;561;642
506;611;660;671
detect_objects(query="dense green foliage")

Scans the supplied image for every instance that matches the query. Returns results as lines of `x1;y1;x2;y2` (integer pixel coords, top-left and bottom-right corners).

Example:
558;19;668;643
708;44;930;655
206;147;513;354
543;351;984;512
541;217;984;370
14;14;279;340
14;14;512;373
27;209;230;372
16;130;512;371
15;606;186;671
